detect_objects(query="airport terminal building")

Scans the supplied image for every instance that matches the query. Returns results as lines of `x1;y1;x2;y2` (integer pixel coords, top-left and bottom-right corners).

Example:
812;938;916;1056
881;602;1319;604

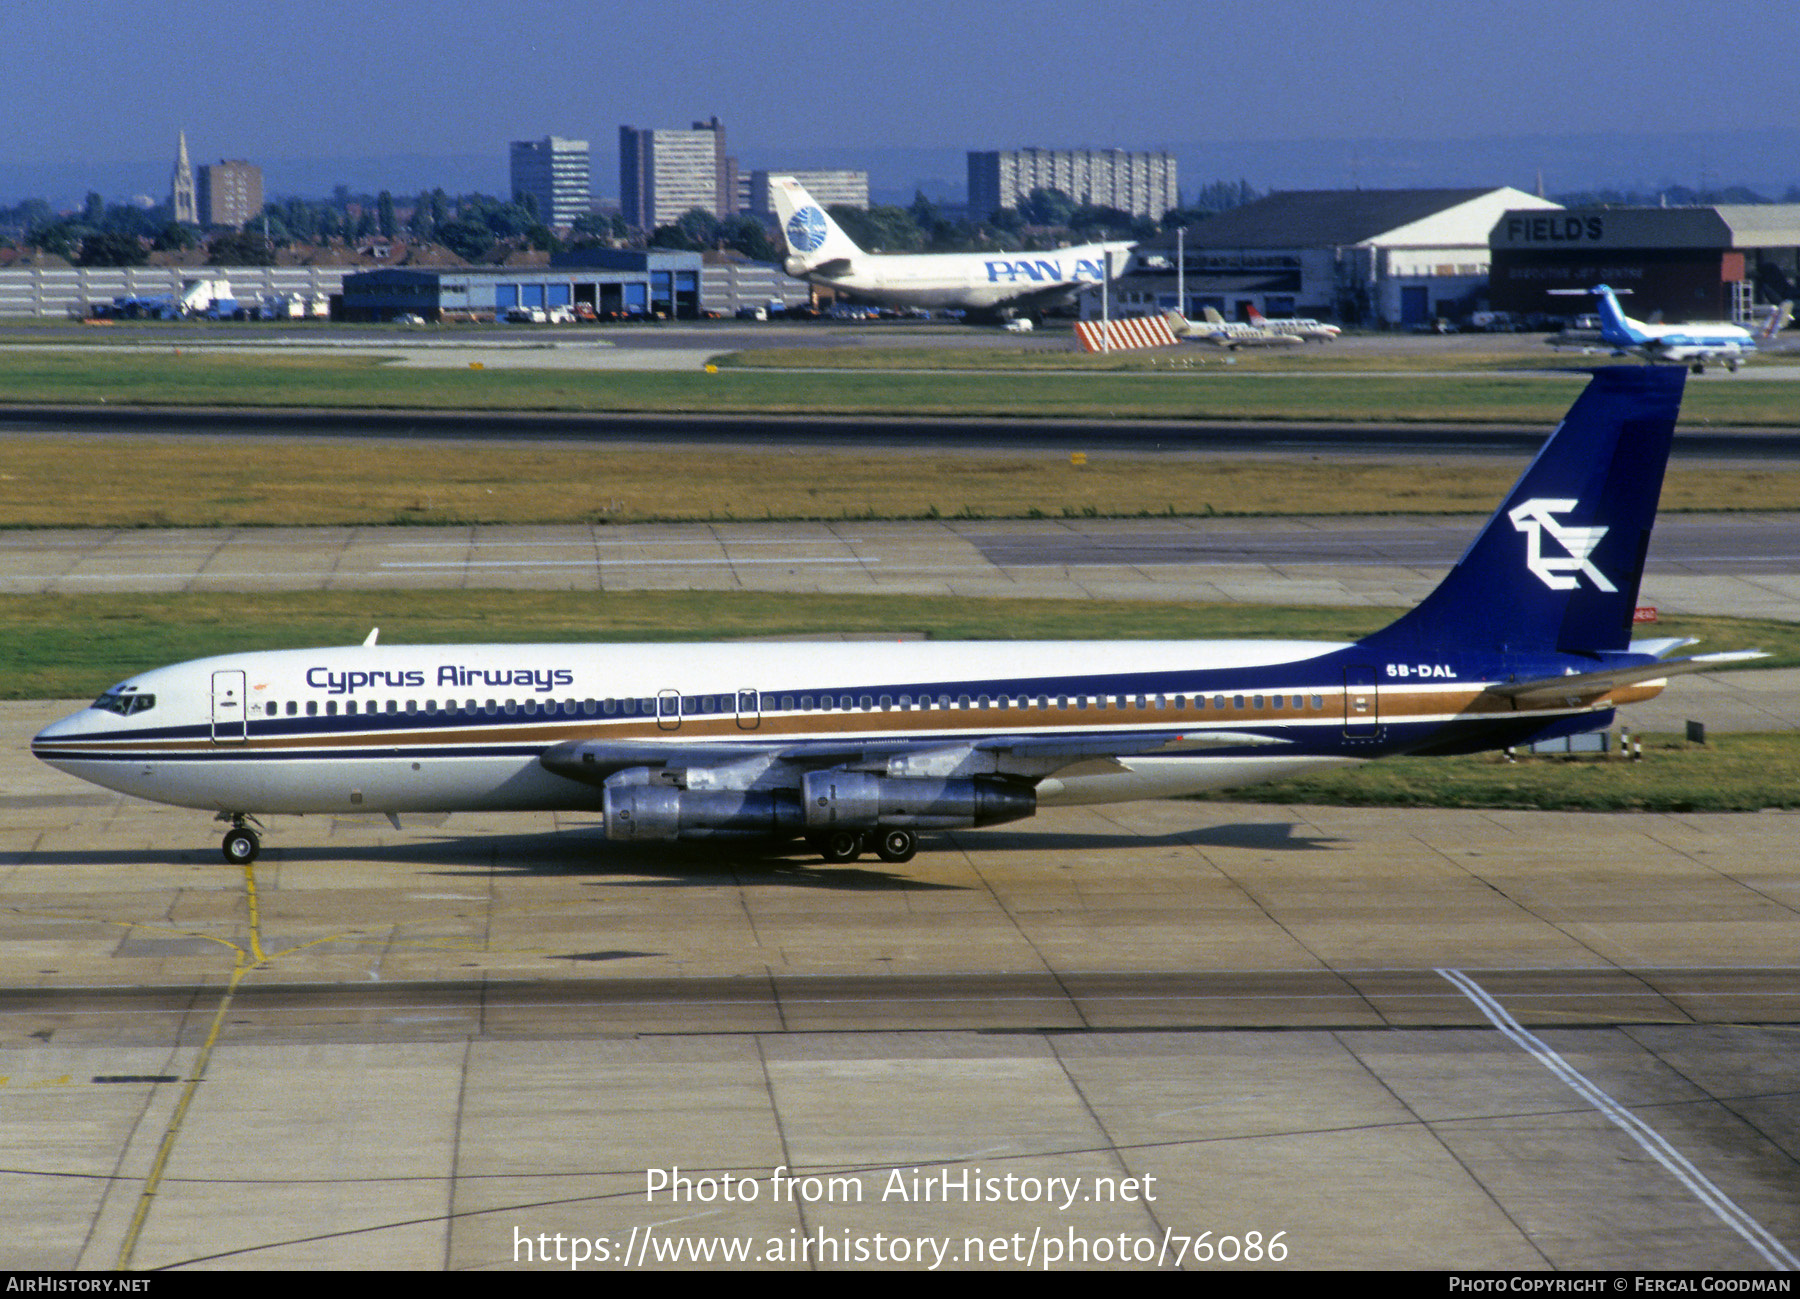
341;249;704;321
1118;187;1560;326
1488;204;1800;322
340;249;811;321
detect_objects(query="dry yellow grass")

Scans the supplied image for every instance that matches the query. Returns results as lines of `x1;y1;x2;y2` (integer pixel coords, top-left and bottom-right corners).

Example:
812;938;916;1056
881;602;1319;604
2;437;1795;527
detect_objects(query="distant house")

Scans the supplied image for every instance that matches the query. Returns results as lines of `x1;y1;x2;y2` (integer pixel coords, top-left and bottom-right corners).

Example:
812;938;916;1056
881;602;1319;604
1118;187;1561;326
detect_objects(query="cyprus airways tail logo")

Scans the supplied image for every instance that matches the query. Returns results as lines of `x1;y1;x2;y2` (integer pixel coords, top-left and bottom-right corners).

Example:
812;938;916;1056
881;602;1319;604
1509;498;1616;592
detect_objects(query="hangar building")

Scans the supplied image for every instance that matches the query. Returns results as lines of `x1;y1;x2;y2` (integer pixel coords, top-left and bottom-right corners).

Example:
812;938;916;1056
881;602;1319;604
1118;187;1559;326
1488;205;1800;323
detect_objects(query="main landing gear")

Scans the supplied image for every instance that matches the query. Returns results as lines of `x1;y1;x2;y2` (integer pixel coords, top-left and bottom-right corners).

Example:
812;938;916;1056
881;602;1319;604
215;813;264;865
806;828;919;864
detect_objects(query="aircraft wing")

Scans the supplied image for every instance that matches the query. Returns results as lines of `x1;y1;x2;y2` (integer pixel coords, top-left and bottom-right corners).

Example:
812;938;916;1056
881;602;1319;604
540;728;1290;788
998;280;1097;313
1489;651;1767;706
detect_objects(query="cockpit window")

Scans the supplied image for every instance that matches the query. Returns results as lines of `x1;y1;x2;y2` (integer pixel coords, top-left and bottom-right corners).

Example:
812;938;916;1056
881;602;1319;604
91;689;156;716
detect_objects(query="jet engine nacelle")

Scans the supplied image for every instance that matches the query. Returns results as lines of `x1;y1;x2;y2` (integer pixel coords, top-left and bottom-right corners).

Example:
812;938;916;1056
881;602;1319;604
603;782;804;841
801;770;1035;831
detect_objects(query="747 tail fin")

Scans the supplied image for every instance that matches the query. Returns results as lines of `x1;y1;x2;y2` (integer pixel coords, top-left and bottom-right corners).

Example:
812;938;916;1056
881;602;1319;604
768;175;862;275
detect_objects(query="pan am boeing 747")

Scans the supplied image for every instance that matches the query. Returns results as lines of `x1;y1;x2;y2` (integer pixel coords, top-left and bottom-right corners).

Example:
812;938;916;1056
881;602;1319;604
770;175;1131;320
33;369;1758;867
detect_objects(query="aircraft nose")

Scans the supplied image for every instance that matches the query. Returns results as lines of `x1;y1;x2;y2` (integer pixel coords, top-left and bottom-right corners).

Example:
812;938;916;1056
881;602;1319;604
31;708;92;760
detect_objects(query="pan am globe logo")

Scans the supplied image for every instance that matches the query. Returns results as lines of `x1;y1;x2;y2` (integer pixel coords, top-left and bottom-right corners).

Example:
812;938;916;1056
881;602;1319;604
786;205;828;253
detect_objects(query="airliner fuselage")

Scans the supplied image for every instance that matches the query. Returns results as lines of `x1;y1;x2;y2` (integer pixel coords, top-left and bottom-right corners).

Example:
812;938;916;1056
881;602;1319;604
32;369;1750;868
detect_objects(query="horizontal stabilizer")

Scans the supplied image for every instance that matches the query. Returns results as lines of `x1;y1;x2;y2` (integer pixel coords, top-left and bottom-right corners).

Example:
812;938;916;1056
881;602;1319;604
1491;651;1767;705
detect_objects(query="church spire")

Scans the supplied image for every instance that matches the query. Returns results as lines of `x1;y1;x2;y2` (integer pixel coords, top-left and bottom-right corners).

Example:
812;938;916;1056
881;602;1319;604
170;131;196;225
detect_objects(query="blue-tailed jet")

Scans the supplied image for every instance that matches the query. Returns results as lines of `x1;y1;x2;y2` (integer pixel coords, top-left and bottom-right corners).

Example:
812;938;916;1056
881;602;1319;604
1560;284;1790;373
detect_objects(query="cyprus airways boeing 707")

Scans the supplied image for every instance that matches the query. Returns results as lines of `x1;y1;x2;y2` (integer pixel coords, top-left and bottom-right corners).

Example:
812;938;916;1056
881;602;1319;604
33;367;1757;868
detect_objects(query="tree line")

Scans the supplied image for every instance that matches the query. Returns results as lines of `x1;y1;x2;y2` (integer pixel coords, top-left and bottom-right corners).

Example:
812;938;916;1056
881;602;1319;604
0;178;1269;269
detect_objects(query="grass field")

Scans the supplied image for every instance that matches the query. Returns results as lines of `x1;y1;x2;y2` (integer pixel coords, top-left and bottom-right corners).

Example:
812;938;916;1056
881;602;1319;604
3;346;1800;426
5;432;1799;527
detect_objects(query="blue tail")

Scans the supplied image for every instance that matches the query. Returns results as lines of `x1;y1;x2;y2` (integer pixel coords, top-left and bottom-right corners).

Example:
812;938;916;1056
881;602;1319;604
1592;284;1647;348
1360;366;1685;659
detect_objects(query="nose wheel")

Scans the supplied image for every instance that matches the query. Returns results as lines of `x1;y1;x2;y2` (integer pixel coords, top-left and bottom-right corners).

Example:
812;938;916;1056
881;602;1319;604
215;813;263;865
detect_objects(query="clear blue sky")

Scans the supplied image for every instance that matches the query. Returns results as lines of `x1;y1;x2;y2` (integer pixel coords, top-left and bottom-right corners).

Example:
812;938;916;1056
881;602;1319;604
5;1;1797;196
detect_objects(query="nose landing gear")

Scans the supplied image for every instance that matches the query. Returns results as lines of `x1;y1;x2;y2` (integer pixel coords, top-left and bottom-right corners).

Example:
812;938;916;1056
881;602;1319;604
215;813;264;865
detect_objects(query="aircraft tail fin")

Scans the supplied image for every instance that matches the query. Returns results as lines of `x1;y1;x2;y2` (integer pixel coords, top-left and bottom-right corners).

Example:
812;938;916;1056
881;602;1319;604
1758;301;1793;341
1246;304;1267;324
1202;306;1227;325
1589;284;1647;347
768;175;862;273
1359;366;1686;659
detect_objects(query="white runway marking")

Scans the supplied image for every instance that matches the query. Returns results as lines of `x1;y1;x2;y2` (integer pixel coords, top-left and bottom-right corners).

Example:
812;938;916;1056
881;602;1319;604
1439;967;1798;1271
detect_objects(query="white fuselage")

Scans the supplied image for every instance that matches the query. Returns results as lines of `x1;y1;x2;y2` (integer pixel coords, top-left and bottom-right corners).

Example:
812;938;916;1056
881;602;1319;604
30;636;1646;826
1256;317;1341;342
33;636;1509;819
1186;320;1305;349
796;244;1131;312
